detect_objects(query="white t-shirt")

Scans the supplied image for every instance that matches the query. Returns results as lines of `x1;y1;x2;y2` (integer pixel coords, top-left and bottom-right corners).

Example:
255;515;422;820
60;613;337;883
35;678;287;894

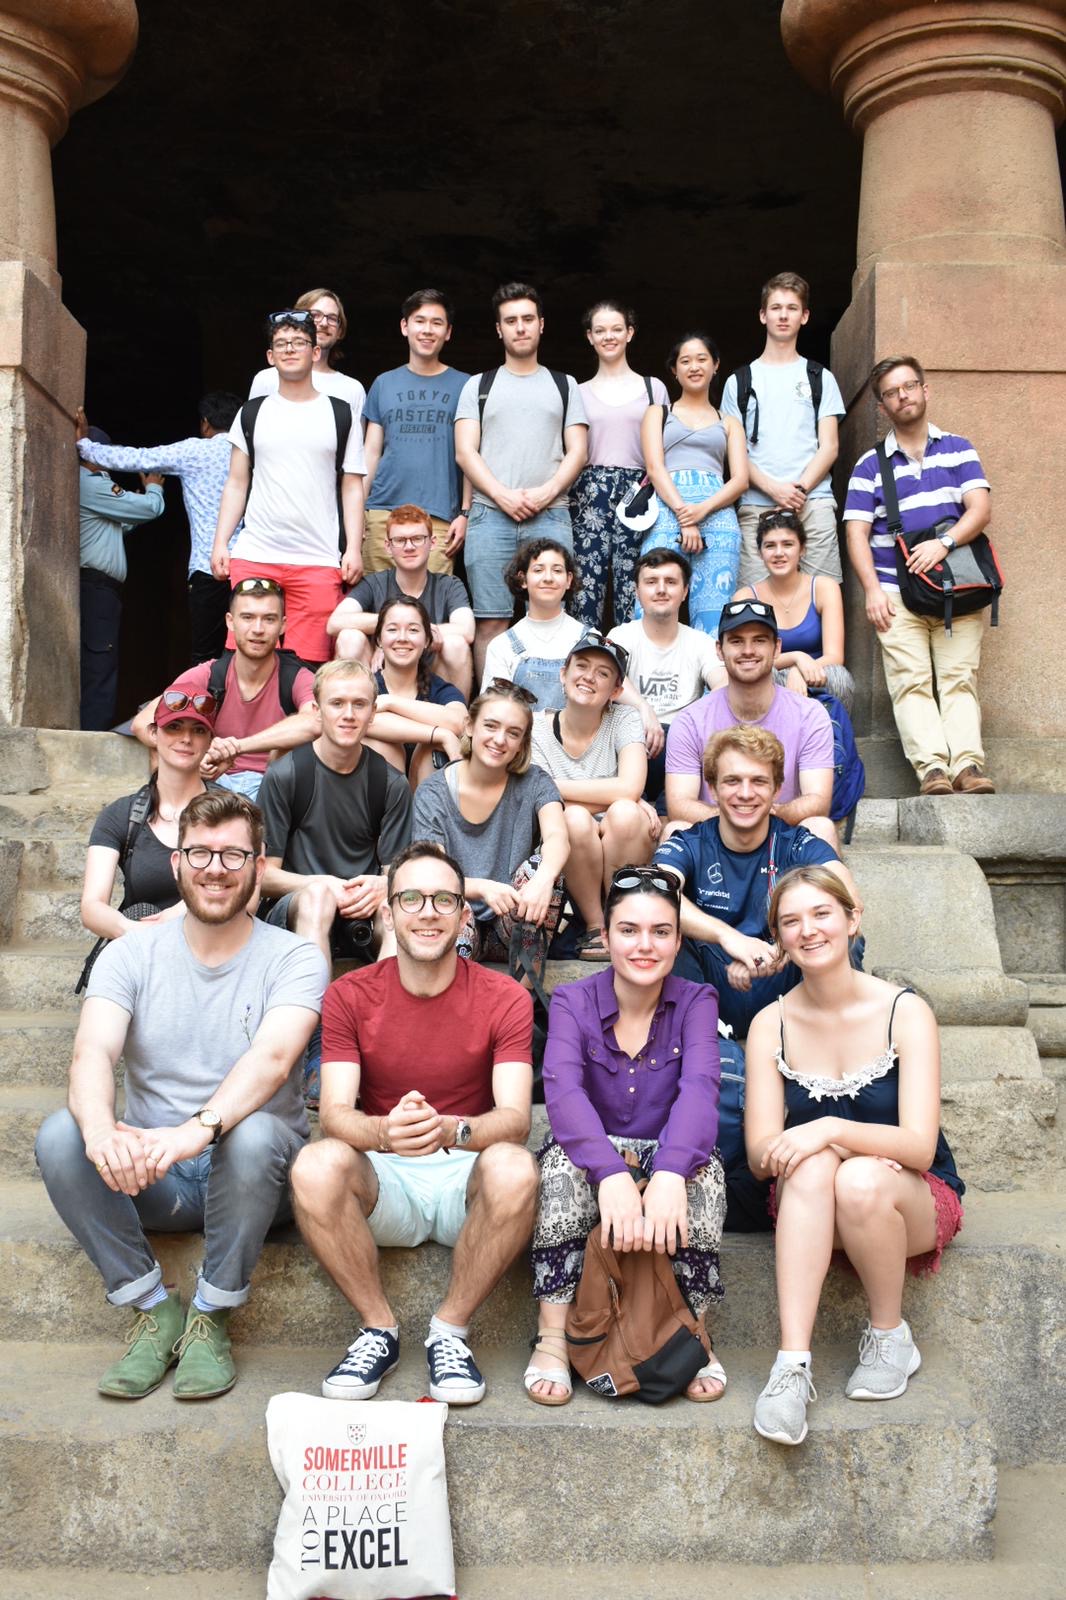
228;392;366;567
481;613;586;689
720;357;845;507
249;364;367;423
609;620;722;720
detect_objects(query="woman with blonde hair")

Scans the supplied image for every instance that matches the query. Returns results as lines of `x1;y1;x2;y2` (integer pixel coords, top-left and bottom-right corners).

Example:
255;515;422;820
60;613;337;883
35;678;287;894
744;865;964;1446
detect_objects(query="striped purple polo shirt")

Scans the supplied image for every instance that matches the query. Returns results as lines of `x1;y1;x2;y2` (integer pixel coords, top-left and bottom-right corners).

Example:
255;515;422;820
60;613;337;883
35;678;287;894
844;425;990;591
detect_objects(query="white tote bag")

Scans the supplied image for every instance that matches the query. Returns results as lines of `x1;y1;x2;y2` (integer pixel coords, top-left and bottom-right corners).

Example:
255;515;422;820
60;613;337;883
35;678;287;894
266;1393;455;1600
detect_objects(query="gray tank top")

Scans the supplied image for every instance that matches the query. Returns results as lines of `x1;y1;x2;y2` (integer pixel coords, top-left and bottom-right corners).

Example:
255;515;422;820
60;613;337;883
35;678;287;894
663;412;728;475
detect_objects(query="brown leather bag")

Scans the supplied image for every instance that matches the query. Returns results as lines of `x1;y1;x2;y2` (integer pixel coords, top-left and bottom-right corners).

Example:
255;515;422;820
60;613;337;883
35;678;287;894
564;1231;711;1404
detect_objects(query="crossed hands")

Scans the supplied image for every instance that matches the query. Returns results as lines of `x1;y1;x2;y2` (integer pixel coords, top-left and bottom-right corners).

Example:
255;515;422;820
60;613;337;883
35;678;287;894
598;1169;689;1256
380;1091;456;1157
85;1117;214;1194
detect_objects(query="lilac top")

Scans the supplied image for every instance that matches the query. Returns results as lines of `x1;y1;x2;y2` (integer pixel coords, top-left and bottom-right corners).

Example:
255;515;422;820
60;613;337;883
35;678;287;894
665;684;834;808
844;424;990;592
580;377;670;470
543;967;720;1184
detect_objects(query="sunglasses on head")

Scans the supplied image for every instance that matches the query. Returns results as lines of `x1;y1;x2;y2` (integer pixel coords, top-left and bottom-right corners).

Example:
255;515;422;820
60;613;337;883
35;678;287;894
231;577;285;600
487;677;537;707
610;866;680;900
720;600;775;621
160;691;217;717
267;309;314;326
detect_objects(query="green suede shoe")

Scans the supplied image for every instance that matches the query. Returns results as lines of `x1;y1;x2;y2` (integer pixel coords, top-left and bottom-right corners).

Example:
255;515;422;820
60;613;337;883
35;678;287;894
98;1291;184;1399
172;1306;236;1400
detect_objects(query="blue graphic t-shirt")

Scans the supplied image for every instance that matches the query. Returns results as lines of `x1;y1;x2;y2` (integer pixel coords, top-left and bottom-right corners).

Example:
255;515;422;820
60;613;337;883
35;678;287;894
364;364;471;521
653;816;837;937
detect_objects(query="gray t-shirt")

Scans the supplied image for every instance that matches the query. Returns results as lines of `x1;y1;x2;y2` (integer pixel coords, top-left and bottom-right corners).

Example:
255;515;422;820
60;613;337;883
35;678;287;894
88;916;328;1137
413;761;561;918
455;366;587;509
530;703;644;783
347;567;470;626
259;746;413;878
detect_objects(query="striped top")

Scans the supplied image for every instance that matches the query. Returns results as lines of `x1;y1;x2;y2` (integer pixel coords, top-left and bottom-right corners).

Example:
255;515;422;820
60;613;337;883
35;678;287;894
844;424;990;592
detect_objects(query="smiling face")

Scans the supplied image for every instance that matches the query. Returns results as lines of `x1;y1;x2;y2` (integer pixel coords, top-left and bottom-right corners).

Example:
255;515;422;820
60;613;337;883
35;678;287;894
772;878;858;971
266;324;319;381
606;891;681;988
401;300;451;363
496;297;543;359
467;695;531;774
307;294;342;357
561;650;622;713
759;525;804;579
522;547;572;614
672;338;716;395
378;603;428;669
153;716;212;773
709;747;778;837
385;852;464;966
174;817;262;926
586;306;634;361
716;622;780;685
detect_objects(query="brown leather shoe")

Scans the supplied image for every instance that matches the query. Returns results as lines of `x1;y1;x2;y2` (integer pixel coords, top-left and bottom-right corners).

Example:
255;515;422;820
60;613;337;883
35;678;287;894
953;765;996;794
919;768;953;795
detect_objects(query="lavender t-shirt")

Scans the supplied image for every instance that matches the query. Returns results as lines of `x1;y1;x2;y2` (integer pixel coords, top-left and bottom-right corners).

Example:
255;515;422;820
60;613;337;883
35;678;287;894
580;378;670;469
665;685;834;806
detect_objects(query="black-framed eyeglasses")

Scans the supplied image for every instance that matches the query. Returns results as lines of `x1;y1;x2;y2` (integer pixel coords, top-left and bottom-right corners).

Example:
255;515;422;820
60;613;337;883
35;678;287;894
272;338;313;352
309;310;340;326
389;889;463;915
268;309;315;325
231;577;285;600
487;677;537;707
720;600;775;621
609;866;681;901
161;690;217;716
179;846;257;871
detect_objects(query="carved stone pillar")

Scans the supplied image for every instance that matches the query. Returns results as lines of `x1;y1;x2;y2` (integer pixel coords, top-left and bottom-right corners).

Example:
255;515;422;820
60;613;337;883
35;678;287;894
0;2;137;727
781;1;1066;792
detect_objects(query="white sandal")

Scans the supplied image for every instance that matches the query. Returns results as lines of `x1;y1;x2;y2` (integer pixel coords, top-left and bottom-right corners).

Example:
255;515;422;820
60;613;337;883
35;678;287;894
687;1356;728;1403
523;1332;573;1407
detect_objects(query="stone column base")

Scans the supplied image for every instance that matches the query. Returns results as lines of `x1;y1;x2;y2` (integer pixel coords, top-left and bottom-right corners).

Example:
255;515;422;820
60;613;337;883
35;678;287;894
0;261;84;728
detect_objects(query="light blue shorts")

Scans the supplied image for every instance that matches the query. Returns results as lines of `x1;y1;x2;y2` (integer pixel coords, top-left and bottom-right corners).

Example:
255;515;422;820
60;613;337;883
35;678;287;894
216;770;264;802
465;503;573;618
365;1148;478;1247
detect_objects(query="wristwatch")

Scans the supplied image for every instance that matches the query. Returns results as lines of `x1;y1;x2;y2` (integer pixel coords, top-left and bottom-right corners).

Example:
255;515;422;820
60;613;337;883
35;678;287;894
454;507;470;519
453;1117;473;1149
937;531;957;553
195;1108;223;1144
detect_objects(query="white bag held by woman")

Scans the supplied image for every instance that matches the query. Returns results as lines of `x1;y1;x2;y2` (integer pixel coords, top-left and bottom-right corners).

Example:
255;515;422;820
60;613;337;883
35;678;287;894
266;1392;455;1600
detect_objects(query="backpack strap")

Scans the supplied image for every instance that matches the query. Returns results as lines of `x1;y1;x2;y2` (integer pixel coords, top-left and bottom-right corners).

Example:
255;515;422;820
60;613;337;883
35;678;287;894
275;649;307;716
206;650;233;711
239;396;268;474
363;746;390;855
643;376;654;406
288;741;319;838
328;394;353;475
875;441;904;538
477;367;499;436
547;369;571;450
735;364;757;445
806;359;824;422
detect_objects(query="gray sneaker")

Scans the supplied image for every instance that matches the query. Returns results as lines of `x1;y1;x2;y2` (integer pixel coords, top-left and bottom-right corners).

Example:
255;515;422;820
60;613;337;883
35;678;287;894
753;1361;817;1445
845;1320;921;1400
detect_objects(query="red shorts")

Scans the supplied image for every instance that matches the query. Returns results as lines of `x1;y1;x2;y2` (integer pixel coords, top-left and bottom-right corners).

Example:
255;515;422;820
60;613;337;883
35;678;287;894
227;558;342;665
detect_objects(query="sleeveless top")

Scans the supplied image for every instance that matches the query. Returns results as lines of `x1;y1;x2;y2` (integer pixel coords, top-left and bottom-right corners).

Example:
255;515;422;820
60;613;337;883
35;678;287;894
775;988;964;1196
747;578;822;655
663;413;728;476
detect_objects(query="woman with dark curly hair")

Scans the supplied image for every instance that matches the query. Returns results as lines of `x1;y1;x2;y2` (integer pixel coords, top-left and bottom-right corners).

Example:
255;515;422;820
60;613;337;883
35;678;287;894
479;538;585;711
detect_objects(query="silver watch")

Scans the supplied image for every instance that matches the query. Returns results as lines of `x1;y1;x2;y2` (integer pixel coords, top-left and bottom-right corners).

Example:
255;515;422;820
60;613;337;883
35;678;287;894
937;531;957;553
453;1117;473;1149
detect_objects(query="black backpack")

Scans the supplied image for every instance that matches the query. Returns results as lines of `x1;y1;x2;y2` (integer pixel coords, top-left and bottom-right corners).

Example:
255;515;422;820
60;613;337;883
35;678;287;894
734;360;824;446
477;366;572;448
207;649;306;717
239;393;353;475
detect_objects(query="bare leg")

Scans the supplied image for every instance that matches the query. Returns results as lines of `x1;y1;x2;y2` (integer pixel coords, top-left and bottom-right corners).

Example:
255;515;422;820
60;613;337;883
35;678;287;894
686;1310;725;1399
599;799;656;889
436;1144;538;1325
435;635;473;701
474;617;510;686
561;806;606;930
774;1148;841;1349
834;1158;937;1329
289;879;342;965
290;1140;395;1328
336;629;372;664
804;814;841;854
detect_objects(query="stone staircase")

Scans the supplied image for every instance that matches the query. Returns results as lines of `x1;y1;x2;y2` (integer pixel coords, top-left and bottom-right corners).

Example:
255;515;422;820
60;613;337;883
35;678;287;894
0;729;1063;1597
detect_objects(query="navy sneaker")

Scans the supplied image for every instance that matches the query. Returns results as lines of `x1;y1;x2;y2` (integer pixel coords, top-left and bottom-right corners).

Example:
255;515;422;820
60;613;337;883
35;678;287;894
425;1332;486;1404
322;1329;399;1400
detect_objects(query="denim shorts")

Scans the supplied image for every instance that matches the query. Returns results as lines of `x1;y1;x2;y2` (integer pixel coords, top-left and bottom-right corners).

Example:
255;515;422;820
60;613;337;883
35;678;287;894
464;503;573;617
365;1147;477;1246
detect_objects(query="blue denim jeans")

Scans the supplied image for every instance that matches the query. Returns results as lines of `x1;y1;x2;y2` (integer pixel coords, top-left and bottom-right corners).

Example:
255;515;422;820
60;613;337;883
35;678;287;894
216;770;264;802
35;1108;304;1309
465;502;573;618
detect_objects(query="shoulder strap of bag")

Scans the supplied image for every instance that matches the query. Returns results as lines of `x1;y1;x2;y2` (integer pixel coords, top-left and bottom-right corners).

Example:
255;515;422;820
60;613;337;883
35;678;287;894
806;359;824;421
288;741;319;836
327;393;352;475
875;441;904;537
275;649;306;715
122;782;155;871
239;396;268;474
206;649;233;710
477;367;499;435
735;364;757;444
547;368;571;450
364;745;390;846
644;375;654;405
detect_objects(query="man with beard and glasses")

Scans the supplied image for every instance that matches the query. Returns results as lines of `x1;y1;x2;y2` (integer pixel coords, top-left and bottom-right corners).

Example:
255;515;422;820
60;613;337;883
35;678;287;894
35;791;327;1402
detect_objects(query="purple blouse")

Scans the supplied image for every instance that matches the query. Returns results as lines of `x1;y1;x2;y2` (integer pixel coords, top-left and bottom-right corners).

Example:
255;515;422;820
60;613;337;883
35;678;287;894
543;968;720;1185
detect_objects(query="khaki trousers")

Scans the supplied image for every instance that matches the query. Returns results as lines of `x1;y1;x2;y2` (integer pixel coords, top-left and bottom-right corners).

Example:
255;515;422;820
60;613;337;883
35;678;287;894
876;600;985;780
737;496;842;587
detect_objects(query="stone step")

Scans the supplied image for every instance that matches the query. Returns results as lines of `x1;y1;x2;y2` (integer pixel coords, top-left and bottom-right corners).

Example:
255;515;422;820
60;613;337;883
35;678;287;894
1026;973;1066;1060
0;1339;994;1569
0;789;118;841
0;945;87;1010
0;1085;64;1178
18;836;95;892
0;1010;86;1083
2;1180;1060;1466
0;726;148;793
13;884;88;944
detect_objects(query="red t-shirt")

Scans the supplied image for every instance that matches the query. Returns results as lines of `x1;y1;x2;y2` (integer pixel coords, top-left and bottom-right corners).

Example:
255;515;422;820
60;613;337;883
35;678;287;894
322;957;533;1118
171;656;315;774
